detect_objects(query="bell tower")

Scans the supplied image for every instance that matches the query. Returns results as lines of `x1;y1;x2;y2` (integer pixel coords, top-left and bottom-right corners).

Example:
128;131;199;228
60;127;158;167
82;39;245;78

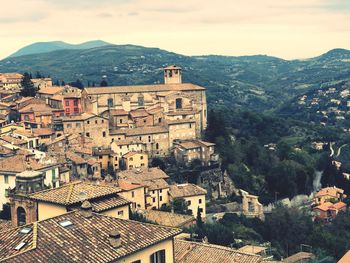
9;167;45;227
164;65;182;84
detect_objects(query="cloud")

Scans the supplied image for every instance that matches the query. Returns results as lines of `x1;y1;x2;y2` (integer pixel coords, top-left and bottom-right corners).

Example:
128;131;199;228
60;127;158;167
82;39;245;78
0;13;47;24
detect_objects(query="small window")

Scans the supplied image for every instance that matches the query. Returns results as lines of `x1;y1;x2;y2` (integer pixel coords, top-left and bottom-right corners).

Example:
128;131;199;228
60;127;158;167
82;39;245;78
138;95;144;107
74;100;78;106
4;175;8;184
159;189;162;193
187;200;191;205
152;197;156;203
199;199;202;204
65;101;69;106
86;133;90;137
132;191;135;198
118;210;124;216
108;98;113;108
176;98;182;109
67;124;72;128
76;123;81;128
95;120;98;124
19;227;32;234
140;156;143;160
15;242;26;251
87;121;90;124
160;196;163;201
102;131;106;137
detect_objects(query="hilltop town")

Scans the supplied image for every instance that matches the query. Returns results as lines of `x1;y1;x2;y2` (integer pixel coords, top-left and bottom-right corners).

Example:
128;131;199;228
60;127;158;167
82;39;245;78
1;64;350;262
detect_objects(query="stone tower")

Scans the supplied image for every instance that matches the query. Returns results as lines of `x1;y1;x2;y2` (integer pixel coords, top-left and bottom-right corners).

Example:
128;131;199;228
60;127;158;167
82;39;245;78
9;169;45;227
164;65;182;84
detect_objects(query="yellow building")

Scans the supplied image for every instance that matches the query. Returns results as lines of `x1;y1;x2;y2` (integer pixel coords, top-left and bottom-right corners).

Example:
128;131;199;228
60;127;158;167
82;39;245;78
0;209;181;263
314;186;346;205
0;72;23;90
169;183;207;219
118;167;170;209
122;151;148;170
117;179;146;210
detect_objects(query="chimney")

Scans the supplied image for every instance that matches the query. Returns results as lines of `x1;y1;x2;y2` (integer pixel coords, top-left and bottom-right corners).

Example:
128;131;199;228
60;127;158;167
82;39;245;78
109;229;122;248
80;200;92;218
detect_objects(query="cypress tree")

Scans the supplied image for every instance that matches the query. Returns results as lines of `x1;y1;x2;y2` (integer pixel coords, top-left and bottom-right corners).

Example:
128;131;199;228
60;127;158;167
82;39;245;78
20;72;37;97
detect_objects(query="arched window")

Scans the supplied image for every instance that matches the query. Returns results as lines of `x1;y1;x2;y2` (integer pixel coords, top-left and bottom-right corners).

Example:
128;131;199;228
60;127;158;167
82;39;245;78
17;207;26;226
176;98;182;109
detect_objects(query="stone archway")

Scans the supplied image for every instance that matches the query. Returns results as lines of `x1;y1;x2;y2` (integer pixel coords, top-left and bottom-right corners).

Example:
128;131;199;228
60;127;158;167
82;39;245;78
17;207;26;226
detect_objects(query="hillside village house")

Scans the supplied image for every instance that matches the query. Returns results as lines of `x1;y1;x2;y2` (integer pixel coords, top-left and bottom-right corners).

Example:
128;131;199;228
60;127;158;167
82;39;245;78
0;73;23;90
169;183;207;218
173;139;218;166
118;167;170;210
0;208;181;263
58;113;110;146
0;154;59;211
31;77;53;89
122;151;148;170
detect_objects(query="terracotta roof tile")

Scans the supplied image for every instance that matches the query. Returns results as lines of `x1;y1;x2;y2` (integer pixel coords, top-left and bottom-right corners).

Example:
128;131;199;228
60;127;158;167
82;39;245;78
175;239;262;263
84;83;205;95
28;181;121;205
0;211;181;262
169;184;207;198
139;210;195;228
38;86;64;95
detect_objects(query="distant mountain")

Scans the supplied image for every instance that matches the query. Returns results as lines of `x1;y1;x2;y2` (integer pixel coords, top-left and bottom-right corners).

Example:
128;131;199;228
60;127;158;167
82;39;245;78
1;44;350;111
8;40;111;58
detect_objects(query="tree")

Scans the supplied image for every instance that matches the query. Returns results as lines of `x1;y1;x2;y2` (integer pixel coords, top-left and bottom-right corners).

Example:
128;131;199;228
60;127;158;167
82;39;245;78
69;79;84;89
61;80;66;86
20;72;37;97
171;198;190;215
196;208;203;228
151;157;166;170
100;79;108;87
35;71;42;78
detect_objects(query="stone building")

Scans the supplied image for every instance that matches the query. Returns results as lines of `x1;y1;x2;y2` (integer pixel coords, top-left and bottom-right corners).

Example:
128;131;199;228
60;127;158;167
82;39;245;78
81;66;207;138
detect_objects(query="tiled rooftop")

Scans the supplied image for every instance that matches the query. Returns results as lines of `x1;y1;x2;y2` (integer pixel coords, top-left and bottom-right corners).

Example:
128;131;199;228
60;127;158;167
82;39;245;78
139;209;195;228
28;181;121;206
169;183;207;198
0;211;181;262
175;239;262;263
84;83;205;95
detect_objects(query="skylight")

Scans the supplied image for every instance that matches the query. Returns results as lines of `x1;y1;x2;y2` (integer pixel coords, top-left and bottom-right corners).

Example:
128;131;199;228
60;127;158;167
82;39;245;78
19;227;32;234
58;220;73;228
14;242;26;251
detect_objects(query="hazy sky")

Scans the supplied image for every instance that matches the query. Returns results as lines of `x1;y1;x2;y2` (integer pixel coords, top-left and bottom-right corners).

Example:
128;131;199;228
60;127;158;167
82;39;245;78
1;0;350;59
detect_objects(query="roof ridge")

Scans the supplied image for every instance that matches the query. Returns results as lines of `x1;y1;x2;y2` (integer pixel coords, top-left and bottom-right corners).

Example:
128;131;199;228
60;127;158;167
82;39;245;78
65;183;76;204
29;181;81;199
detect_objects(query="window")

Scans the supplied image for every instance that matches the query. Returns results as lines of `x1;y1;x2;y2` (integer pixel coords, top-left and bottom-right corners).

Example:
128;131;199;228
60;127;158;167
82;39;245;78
74;108;79;113
187;200;191;205
87;120;90;124
132;191;135;198
150;249;166;263
199;199;202;204
76;123;81;128
65;101;69;106
95;120;98;124
108;98;113;108
176;98;182;109
130;157;133;161
159;189;162;193
102;120;104;123
102;131;106;137
52;169;56;179
156;143;159;150
67;124;72;128
189;123;192;129
5;189;9;197
140;156;143;160
138;95;144;106
4;175;9;184
160;196;162;201
148;136;151;142
158;117;162;123
139;136;142;140
86;133;90;137
24;115;30;121
152;197;156;203
117;210;124;216
99;156;103;159
73;100;78;106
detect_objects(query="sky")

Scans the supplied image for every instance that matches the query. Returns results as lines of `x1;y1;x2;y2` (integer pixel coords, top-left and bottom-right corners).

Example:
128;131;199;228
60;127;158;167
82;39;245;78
1;0;350;60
